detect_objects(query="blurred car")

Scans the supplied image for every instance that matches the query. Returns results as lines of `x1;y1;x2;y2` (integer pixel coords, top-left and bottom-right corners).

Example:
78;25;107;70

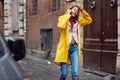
0;32;28;80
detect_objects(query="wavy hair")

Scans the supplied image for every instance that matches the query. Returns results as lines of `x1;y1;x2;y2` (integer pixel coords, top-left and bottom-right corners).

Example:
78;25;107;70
70;5;80;21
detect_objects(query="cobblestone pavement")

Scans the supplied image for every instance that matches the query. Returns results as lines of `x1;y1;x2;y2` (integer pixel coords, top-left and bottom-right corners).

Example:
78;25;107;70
18;54;104;80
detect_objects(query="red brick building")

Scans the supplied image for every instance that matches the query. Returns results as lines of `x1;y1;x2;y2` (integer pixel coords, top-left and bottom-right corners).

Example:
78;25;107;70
26;0;66;51
0;0;4;34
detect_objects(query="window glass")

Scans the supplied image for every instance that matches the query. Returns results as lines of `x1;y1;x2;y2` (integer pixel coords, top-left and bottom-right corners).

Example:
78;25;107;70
32;0;38;15
56;0;60;11
50;0;61;12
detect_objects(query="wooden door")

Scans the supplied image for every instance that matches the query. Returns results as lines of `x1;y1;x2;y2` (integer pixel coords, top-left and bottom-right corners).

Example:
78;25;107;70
101;0;117;73
83;0;117;74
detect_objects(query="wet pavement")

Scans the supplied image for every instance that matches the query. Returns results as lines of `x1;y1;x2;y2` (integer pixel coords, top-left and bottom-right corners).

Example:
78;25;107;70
18;54;105;80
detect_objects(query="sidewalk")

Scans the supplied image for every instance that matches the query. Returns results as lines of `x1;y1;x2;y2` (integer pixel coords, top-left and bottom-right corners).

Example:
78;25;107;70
18;54;104;80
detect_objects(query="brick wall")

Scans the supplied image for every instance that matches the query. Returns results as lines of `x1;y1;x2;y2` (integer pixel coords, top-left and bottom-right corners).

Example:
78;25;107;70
26;0;66;51
0;0;4;34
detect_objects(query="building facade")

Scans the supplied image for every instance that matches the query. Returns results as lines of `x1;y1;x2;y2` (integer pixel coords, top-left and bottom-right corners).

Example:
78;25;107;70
2;0;120;77
0;0;4;34
4;0;24;39
26;0;66;51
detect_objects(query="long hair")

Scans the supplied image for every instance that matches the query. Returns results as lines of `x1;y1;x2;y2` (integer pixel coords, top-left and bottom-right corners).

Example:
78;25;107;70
70;5;80;22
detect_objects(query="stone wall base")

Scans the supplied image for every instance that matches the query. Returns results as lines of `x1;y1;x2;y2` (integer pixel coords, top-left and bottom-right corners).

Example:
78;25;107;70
26;49;55;61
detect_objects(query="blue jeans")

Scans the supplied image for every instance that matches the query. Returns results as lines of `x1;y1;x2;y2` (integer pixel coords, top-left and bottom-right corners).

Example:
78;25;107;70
60;45;79;79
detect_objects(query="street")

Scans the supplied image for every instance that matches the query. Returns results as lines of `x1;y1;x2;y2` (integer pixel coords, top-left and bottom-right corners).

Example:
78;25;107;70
18;54;104;80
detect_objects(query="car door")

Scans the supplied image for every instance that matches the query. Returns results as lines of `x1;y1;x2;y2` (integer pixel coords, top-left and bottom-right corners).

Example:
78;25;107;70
0;33;26;80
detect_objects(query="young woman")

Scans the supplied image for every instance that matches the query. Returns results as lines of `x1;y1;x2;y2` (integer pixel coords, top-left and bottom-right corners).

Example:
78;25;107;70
54;5;92;80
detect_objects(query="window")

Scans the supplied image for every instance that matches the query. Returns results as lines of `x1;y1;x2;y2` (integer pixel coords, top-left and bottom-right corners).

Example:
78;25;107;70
32;0;38;15
50;0;61;12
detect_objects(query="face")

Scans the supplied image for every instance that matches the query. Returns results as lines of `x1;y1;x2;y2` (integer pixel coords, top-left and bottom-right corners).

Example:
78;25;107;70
71;7;79;17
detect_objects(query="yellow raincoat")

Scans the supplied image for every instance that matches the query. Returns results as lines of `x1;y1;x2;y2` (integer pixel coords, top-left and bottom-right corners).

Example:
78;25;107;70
54;10;92;66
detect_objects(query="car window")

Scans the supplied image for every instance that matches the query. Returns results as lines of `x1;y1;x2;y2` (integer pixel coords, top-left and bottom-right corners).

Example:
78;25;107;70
0;41;5;58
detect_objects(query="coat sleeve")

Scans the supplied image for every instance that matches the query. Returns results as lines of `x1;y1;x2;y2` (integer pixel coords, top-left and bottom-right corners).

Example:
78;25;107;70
57;13;71;29
78;10;92;26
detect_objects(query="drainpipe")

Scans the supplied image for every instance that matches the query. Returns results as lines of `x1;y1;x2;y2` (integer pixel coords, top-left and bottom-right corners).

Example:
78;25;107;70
23;0;27;47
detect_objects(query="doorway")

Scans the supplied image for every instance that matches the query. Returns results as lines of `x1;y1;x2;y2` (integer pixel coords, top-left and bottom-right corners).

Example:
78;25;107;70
83;0;118;74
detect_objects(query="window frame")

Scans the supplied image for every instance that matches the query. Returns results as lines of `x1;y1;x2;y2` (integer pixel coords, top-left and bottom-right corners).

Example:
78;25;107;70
31;0;38;15
49;0;61;12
